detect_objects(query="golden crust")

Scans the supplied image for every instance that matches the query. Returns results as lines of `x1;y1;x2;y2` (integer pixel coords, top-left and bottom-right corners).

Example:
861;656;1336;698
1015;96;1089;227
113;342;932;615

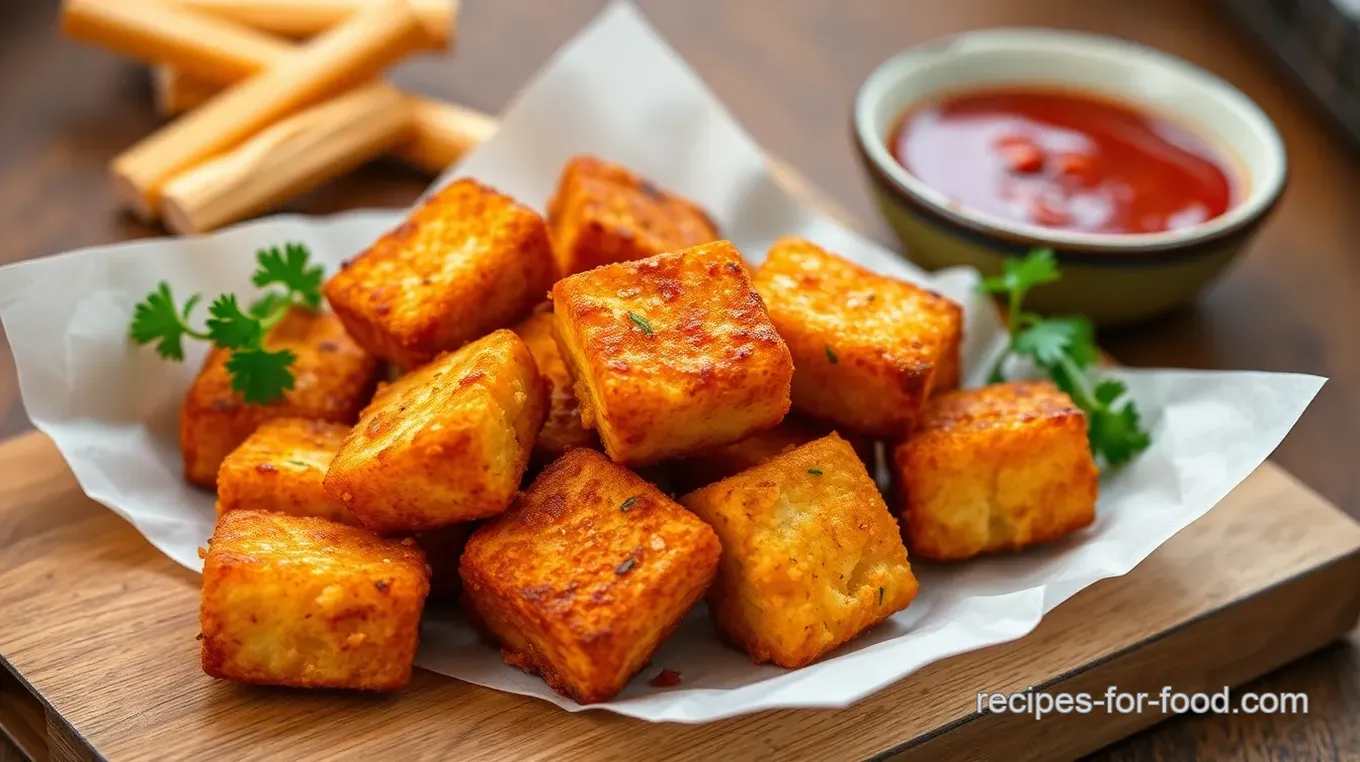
459;449;721;704
547;155;719;277
512;306;597;462
681;434;918;669
324;330;547;534
180;309;380;488
893;381;1099;561
551;240;794;465
752;236;963;438
670;414;876;494
215;418;357;525
323;178;557;369
199;510;430;691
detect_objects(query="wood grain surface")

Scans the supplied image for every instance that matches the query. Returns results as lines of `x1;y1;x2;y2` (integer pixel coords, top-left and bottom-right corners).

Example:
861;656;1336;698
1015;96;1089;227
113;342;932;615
2;0;1359;758
0;431;1356;761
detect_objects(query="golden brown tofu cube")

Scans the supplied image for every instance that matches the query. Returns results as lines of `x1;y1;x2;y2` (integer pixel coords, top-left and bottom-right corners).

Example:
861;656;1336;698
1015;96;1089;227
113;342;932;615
511;305;597;462
460;449;720;703
547;155;720;276
752;236;964;438
324;329;547;534
416;523;472;600
671;414;877;493
552;240;793;465
893;381;1099;561
216;418;357;525
681;433;918;669
199;510;429;691
324;178;557;369
180;309;380;488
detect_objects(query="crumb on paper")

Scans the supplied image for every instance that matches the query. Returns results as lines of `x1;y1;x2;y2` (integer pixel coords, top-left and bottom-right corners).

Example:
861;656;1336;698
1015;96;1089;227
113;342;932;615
649;669;682;688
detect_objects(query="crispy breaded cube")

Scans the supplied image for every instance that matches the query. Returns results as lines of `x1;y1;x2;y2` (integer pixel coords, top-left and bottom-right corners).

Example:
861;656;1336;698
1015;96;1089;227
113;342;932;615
671;414;877;493
460;449;720;703
416;523;472;600
551;240;793;465
893;381;1099;561
323;178;557;369
681;433;918;669
752;236;964;438
546;155;720;276
511;305;597;462
324;329;547;534
216;418;357;525
199;510;430;691
180;309;380;488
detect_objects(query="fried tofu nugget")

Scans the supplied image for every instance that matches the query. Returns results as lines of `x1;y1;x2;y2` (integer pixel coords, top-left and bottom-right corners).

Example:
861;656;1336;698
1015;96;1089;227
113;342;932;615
180;309;380;488
681;434;917;669
752;236;963;438
200;510;429;691
216;418;356;525
324;178;557;369
512;305;597;462
547;155;720;277
552;241;793;465
671;414;876;493
893;381;1099;561
460;449;721;704
324;329;547;534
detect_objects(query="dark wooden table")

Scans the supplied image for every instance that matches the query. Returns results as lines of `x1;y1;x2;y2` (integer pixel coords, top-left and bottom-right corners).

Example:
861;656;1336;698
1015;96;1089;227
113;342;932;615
2;0;1358;759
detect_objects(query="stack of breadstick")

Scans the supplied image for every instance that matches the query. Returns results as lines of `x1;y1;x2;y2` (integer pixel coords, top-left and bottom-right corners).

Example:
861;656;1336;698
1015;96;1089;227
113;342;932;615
60;0;496;234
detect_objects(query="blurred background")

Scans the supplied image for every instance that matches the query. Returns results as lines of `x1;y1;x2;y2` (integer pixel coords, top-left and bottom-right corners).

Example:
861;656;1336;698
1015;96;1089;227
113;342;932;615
0;0;1358;758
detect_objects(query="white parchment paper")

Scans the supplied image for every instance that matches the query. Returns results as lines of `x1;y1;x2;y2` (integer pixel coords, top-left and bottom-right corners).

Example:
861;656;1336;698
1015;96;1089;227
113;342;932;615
0;2;1325;723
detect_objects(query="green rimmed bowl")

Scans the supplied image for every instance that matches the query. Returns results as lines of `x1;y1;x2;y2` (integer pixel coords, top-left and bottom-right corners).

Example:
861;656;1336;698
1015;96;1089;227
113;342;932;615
852;28;1287;325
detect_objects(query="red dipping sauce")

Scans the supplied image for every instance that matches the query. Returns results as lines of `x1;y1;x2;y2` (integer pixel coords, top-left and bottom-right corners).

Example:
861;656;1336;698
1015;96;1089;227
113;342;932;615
890;88;1237;235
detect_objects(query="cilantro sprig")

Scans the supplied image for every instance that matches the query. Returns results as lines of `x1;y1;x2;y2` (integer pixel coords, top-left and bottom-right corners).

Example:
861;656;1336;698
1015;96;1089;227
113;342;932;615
129;243;324;405
979;249;1151;467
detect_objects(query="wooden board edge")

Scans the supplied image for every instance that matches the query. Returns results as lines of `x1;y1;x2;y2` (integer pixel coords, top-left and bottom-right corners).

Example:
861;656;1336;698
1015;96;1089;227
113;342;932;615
0;660;103;762
1;663;49;762
45;713;96;762
878;548;1360;761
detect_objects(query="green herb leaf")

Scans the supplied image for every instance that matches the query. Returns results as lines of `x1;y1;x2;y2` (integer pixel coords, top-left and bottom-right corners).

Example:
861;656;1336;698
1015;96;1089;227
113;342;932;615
248;291;290;320
224;348;297;405
620;496;638;512
980;247;1152;468
1088;398;1152;466
129;282;206;362
129;242;327;408
616;557;637;575
824;345;838;364
977;247;1060;300
627;312;654;336
206;294;263;350
252;242;323;310
1012;316;1097;369
286;459;311;468
807;468;823;476
1093;378;1128;406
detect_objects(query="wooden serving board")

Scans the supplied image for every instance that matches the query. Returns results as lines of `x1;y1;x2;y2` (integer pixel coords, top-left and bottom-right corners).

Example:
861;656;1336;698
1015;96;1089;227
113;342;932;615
0;433;1357;762
2;162;1360;761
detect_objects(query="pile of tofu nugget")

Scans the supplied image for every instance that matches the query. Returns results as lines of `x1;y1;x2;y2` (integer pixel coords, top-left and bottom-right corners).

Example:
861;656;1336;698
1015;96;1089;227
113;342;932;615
193;155;1100;703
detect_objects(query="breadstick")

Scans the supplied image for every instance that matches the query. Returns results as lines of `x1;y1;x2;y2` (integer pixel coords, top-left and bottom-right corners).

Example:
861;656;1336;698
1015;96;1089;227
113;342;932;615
154;71;493;175
398;97;497;172
160;86;412;233
168;0;457;47
152;65;222;115
61;0;286;83
109;0;436;219
63;0;475;175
